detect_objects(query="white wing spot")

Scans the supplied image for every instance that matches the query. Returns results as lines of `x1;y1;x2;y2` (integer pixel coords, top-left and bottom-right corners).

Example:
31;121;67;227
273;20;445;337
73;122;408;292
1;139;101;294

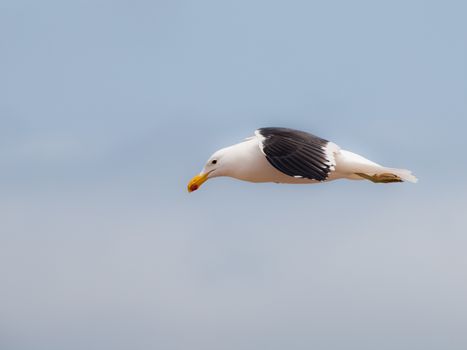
254;130;267;155
322;142;340;171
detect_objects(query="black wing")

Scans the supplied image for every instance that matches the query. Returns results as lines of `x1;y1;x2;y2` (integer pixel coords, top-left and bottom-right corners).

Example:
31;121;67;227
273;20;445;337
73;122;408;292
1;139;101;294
256;127;334;181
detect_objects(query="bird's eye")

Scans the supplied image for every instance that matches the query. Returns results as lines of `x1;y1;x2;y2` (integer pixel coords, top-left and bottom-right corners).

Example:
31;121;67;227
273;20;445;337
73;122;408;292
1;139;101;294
211;159;217;165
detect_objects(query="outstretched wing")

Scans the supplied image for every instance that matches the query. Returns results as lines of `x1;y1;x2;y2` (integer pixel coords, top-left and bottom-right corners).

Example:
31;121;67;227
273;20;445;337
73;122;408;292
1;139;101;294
255;127;339;181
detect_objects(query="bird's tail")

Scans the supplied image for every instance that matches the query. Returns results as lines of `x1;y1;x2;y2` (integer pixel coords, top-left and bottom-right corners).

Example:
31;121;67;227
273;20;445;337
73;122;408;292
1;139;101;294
336;150;418;183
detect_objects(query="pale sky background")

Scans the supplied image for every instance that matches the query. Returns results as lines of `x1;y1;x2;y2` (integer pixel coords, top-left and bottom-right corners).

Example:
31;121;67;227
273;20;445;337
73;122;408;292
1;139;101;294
1;1;467;349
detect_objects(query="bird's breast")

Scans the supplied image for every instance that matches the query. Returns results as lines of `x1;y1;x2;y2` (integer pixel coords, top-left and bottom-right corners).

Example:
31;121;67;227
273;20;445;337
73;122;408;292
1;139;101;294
228;138;318;184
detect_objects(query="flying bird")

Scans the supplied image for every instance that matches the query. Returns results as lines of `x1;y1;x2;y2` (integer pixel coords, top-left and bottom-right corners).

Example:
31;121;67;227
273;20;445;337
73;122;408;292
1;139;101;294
187;127;417;192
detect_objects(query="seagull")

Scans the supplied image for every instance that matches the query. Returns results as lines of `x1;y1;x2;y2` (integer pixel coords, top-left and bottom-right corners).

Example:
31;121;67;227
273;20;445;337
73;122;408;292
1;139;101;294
187;127;417;192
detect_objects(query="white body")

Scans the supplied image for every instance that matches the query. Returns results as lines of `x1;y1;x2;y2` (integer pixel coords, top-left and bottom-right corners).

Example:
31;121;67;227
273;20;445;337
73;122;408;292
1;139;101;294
205;134;417;184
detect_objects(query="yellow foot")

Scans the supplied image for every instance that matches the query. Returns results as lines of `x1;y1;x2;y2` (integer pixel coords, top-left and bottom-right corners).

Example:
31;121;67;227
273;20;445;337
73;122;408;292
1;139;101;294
355;172;403;183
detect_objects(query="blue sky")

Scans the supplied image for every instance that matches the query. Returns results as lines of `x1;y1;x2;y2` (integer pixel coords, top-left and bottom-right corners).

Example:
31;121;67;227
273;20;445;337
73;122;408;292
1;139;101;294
1;1;467;349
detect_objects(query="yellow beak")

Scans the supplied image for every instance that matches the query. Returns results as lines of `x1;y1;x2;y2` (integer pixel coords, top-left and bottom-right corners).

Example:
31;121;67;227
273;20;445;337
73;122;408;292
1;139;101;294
187;172;209;192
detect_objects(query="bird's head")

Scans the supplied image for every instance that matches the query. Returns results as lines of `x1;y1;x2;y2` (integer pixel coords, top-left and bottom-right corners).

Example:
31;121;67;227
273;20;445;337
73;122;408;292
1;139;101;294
187;148;232;192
